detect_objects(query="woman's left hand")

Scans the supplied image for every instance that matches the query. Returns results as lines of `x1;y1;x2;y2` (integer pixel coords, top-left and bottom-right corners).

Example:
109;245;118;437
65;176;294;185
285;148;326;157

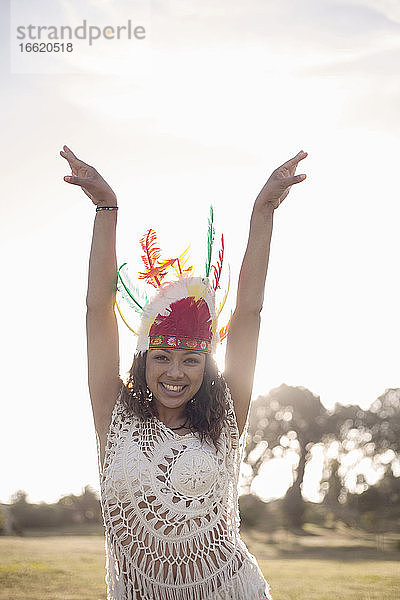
256;150;308;211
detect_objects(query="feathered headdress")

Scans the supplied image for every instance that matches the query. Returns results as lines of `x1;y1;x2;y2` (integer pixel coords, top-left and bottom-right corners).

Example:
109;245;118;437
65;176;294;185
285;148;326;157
115;207;231;354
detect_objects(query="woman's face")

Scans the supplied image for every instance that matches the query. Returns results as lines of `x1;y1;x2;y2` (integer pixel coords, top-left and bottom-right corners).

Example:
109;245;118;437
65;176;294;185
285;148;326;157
145;348;206;411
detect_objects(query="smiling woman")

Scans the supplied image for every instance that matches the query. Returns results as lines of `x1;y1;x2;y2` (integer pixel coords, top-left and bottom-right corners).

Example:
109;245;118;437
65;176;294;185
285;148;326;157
60;143;307;599
120;350;228;449
146;349;206;409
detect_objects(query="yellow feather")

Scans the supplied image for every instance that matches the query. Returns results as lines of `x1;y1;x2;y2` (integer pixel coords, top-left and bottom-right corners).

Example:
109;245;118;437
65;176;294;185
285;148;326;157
172;245;193;277
115;299;139;335
144;315;156;335
186;281;208;301
211;317;217;336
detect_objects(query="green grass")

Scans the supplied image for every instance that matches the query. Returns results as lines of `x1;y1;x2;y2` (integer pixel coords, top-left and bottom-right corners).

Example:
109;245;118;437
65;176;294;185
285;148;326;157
0;526;399;599
260;559;399;600
242;525;400;600
0;536;106;600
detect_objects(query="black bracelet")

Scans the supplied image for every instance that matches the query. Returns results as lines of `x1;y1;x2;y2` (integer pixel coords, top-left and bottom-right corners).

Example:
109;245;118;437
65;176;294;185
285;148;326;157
96;206;118;212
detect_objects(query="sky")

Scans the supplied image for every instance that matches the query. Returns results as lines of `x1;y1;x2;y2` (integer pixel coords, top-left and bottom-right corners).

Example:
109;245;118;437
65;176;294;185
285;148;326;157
1;0;399;505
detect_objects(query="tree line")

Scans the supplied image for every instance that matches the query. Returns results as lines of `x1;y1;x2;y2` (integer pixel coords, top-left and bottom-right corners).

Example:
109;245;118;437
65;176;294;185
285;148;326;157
1;386;399;535
242;385;400;531
0;485;102;535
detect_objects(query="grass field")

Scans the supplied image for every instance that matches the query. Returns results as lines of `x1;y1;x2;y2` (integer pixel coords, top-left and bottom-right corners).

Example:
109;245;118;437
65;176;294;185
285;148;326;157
0;525;399;599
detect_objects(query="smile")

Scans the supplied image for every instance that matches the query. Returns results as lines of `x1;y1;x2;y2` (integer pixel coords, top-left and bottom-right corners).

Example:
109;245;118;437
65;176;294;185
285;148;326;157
161;383;186;393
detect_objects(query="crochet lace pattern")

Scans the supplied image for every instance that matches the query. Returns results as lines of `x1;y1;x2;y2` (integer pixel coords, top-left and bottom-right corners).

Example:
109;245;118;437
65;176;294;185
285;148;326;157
97;386;272;600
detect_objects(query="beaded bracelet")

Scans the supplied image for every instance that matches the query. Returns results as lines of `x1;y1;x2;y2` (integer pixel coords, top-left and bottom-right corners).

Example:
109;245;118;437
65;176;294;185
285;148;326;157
96;205;118;212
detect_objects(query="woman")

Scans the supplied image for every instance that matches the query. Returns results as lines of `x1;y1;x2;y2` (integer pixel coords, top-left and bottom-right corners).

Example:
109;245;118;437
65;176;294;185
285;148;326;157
60;144;307;600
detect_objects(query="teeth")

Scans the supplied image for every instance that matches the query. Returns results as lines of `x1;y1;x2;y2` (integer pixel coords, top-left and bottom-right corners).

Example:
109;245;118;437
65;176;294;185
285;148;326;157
163;384;184;392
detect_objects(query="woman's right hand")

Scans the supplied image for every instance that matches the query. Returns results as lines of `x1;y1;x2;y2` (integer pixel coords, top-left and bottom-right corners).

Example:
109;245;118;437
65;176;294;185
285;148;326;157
60;145;117;206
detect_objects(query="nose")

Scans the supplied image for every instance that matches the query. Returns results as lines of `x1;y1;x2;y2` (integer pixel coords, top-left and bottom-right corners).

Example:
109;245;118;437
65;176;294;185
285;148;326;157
166;359;184;379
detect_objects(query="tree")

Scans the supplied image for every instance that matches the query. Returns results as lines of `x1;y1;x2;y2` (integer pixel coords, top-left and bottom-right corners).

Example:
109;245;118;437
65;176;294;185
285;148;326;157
57;485;102;523
8;486;102;532
245;384;335;529
326;389;400;504
321;458;344;508
9;490;32;531
377;467;400;517
365;388;400;458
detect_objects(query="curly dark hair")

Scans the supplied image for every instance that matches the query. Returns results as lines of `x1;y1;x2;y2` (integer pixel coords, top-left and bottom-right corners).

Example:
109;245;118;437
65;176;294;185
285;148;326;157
120;352;228;451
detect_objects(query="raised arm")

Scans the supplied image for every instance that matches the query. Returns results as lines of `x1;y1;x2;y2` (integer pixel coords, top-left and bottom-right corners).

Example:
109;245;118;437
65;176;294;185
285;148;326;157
224;150;308;436
60;145;122;440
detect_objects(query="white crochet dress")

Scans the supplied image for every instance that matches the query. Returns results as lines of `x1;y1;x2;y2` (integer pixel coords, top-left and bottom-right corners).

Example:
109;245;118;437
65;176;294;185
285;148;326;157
97;386;272;600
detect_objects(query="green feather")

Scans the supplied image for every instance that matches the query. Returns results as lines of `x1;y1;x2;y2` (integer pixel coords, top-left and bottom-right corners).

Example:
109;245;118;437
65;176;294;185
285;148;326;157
117;263;146;313
205;205;215;277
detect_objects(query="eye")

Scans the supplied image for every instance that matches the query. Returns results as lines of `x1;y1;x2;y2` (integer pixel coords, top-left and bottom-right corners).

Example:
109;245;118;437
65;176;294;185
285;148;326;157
154;354;168;361
185;357;201;365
